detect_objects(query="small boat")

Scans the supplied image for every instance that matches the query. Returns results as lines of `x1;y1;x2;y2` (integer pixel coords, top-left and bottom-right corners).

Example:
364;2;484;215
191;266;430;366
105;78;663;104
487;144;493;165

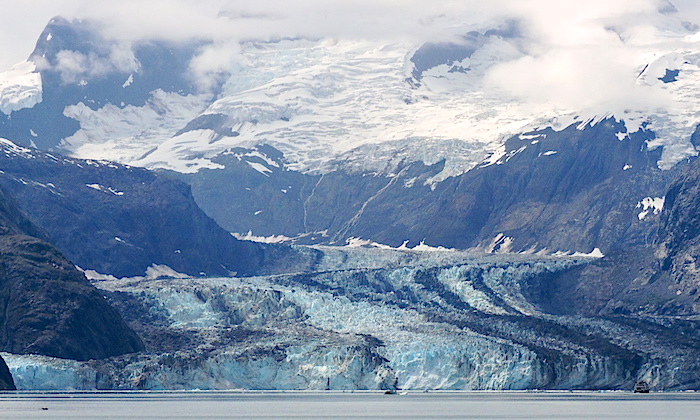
634;381;650;393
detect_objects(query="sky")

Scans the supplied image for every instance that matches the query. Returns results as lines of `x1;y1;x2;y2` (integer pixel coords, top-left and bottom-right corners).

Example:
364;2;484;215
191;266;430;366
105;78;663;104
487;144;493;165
3;0;700;112
2;0;698;69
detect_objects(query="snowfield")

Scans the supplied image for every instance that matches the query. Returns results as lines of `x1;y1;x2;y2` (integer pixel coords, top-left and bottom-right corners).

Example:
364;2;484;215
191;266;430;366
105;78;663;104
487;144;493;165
0;61;41;115
46;32;700;181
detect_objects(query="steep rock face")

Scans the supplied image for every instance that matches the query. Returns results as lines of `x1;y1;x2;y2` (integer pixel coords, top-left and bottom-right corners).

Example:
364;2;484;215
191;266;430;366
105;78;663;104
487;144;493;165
653;157;700;313
0;140;305;278
185;119;672;255
0;184;144;361
0;235;144;360
0;355;15;390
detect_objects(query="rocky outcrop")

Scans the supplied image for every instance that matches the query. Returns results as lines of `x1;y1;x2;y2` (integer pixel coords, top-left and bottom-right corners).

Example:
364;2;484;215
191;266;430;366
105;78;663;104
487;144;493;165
0;355;15;390
0;140;308;278
185;119;673;256
649;157;700;313
0;234;145;361
0;183;144;361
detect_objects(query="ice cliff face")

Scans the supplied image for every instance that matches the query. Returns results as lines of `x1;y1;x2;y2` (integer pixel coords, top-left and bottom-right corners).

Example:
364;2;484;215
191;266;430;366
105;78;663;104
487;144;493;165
4;248;700;391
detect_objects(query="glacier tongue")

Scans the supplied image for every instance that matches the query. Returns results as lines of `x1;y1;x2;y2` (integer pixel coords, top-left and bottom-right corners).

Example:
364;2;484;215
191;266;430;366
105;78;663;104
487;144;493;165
3;247;698;391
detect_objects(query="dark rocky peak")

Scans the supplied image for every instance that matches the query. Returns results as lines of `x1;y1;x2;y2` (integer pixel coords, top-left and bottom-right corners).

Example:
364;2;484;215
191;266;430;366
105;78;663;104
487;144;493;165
0;16;211;150
409;21;523;82
29;16;204;104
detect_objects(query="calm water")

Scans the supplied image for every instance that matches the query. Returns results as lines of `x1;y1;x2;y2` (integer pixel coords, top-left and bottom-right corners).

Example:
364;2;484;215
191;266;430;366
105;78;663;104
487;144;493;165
0;391;699;419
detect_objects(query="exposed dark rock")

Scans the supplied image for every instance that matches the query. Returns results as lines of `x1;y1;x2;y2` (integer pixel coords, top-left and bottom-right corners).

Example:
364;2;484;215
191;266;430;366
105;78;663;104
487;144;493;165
0;235;144;360
652;157;700;313
0;183;144;360
0;16;208;150
183;119;674;255
0;355;15;390
0;141;308;278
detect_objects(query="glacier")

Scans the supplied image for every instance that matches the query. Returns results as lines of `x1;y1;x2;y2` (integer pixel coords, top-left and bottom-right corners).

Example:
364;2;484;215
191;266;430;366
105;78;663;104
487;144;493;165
4;247;699;391
52;30;700;180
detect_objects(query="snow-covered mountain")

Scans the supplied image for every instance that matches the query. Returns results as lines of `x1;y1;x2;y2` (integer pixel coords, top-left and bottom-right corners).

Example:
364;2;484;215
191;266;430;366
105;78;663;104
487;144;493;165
5;14;700;175
1;14;699;254
3;5;700;392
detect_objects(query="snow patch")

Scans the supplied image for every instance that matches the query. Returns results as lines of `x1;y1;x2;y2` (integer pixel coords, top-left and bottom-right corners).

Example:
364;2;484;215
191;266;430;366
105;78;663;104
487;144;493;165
636;196;665;220
0;61;42;115
232;231;293;244
78;267;119;282
122;74;134;88
84;183;124;195
62;90;212;166
246;161;272;176
145;264;190;280
345;237;455;252
552;248;605;258
488;234;514;254
571;248;605;258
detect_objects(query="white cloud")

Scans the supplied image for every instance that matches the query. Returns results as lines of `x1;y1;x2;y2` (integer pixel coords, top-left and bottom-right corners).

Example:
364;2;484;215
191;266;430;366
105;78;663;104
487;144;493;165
2;0;700;106
51;44;139;84
189;42;242;92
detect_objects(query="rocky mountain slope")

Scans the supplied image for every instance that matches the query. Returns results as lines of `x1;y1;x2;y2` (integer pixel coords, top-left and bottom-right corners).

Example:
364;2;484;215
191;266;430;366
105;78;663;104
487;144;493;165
0;16;693;257
0;184;143;363
0;356;14;390
183;118;676;256
0;139;307;278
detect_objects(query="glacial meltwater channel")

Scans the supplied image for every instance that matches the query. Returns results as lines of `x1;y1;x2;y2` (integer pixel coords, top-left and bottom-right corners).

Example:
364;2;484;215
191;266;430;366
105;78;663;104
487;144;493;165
0;391;698;419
